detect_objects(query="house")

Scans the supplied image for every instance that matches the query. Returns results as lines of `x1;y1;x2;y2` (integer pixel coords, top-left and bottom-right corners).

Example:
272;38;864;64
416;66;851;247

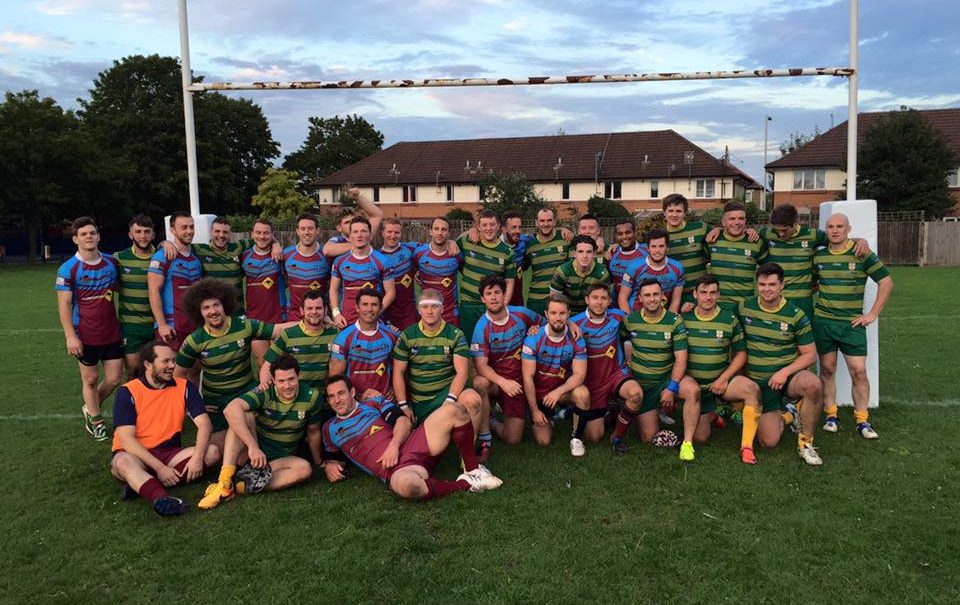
315;130;763;219
766;108;960;213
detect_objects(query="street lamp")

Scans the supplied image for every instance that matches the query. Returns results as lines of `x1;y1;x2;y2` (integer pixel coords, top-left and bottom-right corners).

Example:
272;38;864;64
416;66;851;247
763;115;772;210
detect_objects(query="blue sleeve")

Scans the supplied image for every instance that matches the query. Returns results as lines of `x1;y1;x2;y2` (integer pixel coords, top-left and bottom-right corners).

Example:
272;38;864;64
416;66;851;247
330;330;349;361
112;386;137;427
147;249;167;276
55;260;74;292
521;334;539;361
185;381;206;419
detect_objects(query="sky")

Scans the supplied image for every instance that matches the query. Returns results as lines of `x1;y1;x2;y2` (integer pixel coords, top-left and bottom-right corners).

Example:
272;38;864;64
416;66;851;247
3;0;959;183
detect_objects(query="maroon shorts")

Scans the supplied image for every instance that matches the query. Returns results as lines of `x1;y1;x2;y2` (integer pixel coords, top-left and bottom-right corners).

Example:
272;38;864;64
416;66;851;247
392;426;440;476
113;446;189;482
384;301;418;332
587;371;631;410
499;390;529;419
534;375;565;402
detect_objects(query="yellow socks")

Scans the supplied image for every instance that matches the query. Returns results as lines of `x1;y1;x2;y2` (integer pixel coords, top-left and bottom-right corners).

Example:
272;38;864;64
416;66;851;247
782;410;794;426
218;464;236;487
798;433;814;450
825;405;838;419
741;405;760;449
854;410;869;424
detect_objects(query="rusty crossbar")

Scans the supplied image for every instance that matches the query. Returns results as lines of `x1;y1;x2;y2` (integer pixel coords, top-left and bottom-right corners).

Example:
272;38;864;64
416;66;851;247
188;67;854;92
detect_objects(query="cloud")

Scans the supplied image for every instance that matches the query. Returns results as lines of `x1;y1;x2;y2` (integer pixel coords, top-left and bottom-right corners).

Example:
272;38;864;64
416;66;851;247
31;0;91;16
0;31;72;51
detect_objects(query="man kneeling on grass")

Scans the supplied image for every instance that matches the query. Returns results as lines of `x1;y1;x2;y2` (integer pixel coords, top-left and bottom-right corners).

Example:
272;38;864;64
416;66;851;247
321;374;502;501
110;340;220;516
198;355;323;509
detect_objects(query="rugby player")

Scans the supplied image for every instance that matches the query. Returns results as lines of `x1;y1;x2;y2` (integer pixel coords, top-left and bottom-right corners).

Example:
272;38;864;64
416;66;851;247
392;289;473;422
56;216;123;441
520;296;590;447
174;279;290;448
379;218;419;330
706;201;767;313
619;228;685;314
471;275;545;449
322;375;502;500
113;214;158;373
814;213;893;439
456;209;517;341
523;207;571;317
577;213;605;252
240;218;288;364
198;355;322;509
612;279;700;461
662;194;710;313
111;340;219;516
283;213;331;321
569;284;642;456
606;219;648;291
147;211;203;351
550;235;611;316
330;216;396;327
328;288;400;398
740;263;824;466
322;187;385;260
260;290;338;394
413;217;463;326
682;276;763;464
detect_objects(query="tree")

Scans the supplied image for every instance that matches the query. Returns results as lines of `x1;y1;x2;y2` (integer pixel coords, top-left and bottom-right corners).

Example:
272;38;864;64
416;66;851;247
283;114;384;193
251;169;315;220
78;54;279;220
586;195;630;219
445;208;474;223
0;91;97;260
855;108;956;218
478;171;548;220
779;126;821;156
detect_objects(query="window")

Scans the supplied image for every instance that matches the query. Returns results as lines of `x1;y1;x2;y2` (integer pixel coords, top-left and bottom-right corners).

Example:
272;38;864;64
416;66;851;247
948;169;959;188
696;179;716;198
372;186;380;203
650;180;659;198
604;181;622;199
562;182;570;200
793;169;826;190
445;185;454;202
402;185;417;203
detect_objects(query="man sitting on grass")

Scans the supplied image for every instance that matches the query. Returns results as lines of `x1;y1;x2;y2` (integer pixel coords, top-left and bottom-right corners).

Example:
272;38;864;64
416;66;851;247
110;340;219;516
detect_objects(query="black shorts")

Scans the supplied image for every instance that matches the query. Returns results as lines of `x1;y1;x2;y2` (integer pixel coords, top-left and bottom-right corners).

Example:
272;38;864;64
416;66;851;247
79;340;124;366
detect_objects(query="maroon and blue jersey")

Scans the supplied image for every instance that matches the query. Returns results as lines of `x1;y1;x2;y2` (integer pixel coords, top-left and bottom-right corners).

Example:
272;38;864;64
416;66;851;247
322;395;399;481
521;329;587;381
608;244;648;290
380;242;418;330
413;244;462;325
621;258;686;312
241;248;287;323
148;249;203;337
330;321;400;396
282;245;330;321
571;309;629;387
470;306;544;380
506;233;534;306
332;250;394;324
55;253;122;345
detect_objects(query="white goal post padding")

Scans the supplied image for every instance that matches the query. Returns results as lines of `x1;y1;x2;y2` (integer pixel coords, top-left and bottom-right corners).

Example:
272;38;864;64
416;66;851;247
818;199;879;407
164;214;217;245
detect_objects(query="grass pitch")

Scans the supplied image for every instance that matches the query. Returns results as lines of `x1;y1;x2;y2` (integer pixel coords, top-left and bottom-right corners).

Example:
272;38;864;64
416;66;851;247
2;264;958;604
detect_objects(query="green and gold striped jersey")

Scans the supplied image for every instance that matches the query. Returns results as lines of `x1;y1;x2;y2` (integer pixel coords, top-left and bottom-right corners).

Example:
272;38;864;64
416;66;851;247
760;226;827;300
193;240;254;303
240;384;322;459
456;235;517;305
114;246;155;325
739;297;813;381
176;317;274;405
706;232;767;307
523;230;570;306
264;323;338;391
549;259;611;315
393;321;469;406
682;307;745;389
619;309;687;385
813;241;890;321
667;220;709;294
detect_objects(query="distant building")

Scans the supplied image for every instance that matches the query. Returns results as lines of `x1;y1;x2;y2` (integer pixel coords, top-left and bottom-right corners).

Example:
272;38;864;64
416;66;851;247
315;130;763;219
766;108;960;214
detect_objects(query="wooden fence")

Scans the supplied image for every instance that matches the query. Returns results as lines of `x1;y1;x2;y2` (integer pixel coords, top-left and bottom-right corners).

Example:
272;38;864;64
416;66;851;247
921;222;960;266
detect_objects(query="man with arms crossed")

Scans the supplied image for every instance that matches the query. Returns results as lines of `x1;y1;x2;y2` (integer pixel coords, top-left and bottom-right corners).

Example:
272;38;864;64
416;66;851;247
569;284;642;457
740;263;825;466
111;340;218;516
413;217;464;326
322;375;502;500
612;279;700;461
392;289;473;422
682;276;763;464
198;355;322;509
814;213;893;439
520;297;590;447
328;288;400;398
56;216;123;441
148;211;203;351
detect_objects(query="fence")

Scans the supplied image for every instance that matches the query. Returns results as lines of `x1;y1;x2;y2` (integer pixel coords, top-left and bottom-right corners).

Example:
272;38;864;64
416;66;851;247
921;222;960;266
